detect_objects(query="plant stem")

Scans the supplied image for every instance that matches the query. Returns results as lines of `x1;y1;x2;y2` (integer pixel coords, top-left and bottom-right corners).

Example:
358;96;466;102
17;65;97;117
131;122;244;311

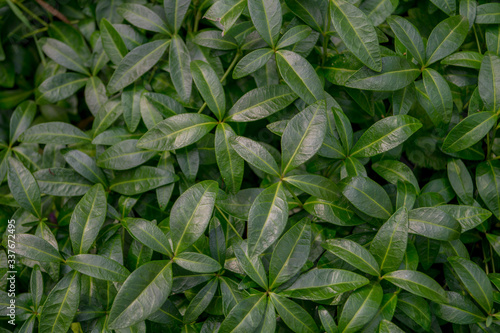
12;0;47;26
198;52;241;114
473;24;482;54
284;181;302;208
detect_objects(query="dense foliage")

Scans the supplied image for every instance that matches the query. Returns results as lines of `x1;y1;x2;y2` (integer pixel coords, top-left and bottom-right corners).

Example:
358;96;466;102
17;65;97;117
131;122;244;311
1;0;500;332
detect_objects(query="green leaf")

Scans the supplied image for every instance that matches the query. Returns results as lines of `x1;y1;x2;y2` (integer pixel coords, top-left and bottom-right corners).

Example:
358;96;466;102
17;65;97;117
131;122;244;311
193;30;239;50
204;0;246;35
442;112;498;153
430;0;456;16
285;0;328;33
423;68;453;125
396;292;431;331
370;207;409;273
345;56;420;91
191;60;225;120
442;51;483;69
219;276;248;316
219;294;267;333
408;207;461;241
108;261;172;329
248;0;282;48
85;76;108;117
431;291;486;324
92;100;124;137
338;283;383;333
137;113;217;151
332;108;353;153
107;40;170;94
174;252;221;273
447;159;474;205
277;25;312;49
20;122;91;145
280;269;369;300
304;196;363;226
35;168;93;196
383;270;448;303
426;15;469;65
330;0;381;71
270;293;319;333
269;219;311;289
16;234;63;262
37;73;88;104
233;241;268;289
7;157;41;218
117;4;169;34
62;149;108;186
349;115;422;158
215;123;244;193
476;160;500;220
247;182;288;257
233;48;274;79
123;217;172;256
42;38;89;75
109;166;177;195
318;306;339;333
9;100;36;144
448;256;494;313
97;139;156;170
100;18;128;65
226;85;297;122
164;0;191;34
123;82;144;132
170;180;218;254
378;319;405;333
231;135;280;177
323;239;380;276
340;176;393;219
39;271;80;333
276;50;324;105
476;3;500;24
30;265;43;311
436;204;491;231
66;254;130;282
281;100;327;174
170;35;192;103
372;160;420;192
69;183;106;255
216;188;263;220
184;278;218;323
479;53;500;113
284;174;340;201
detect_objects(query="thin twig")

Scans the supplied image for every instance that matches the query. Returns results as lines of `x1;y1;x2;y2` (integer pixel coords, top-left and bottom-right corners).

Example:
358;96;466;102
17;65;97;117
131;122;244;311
34;0;71;24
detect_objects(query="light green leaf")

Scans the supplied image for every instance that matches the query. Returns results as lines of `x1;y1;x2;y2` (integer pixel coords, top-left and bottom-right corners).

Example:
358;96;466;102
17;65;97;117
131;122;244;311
123;217;172;256
430;0;456;16
62;149;108;186
281;100;326;174
323;239;380;276
233;48;274;79
137;113;217;151
37;73;88;104
233;241;268;289
20;122;91;145
442;112;498;153
170;180;218;254
100;18;128;65
479;53;500;113
248;0;282;48
219;294;267;333
16;234;63;262
284;174;339;202
174;252;221;273
117;4;170;34
108;261;172;329
338;283;383;333
215;123;244;193
383;270;448;303
9;100;36;144
226;85;297;122
66;254;130;282
426;15;469;65
276;50;324;105
70;183;107;254
349;115;422;158
247;182;288;257
107;40;170;94
42;38;89;75
431;291;486;324
270;293;319;333
408;207;461;241
345;56;420;91
231;135;280;177
170;35;192;103
109;166;177;195
340;176;393;219
35;168;93;196
387;15;425;65
476;3;500;24
372;160;420;192
370;207;409;273
97;139;156;170
476;160;500;220
191;60;225;120
330;0;382;71
164;0;191;34
85;76;108;117
7;157;41;218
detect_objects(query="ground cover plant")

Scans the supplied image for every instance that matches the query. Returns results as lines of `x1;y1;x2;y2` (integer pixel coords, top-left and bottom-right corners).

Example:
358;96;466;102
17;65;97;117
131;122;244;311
2;0;500;332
